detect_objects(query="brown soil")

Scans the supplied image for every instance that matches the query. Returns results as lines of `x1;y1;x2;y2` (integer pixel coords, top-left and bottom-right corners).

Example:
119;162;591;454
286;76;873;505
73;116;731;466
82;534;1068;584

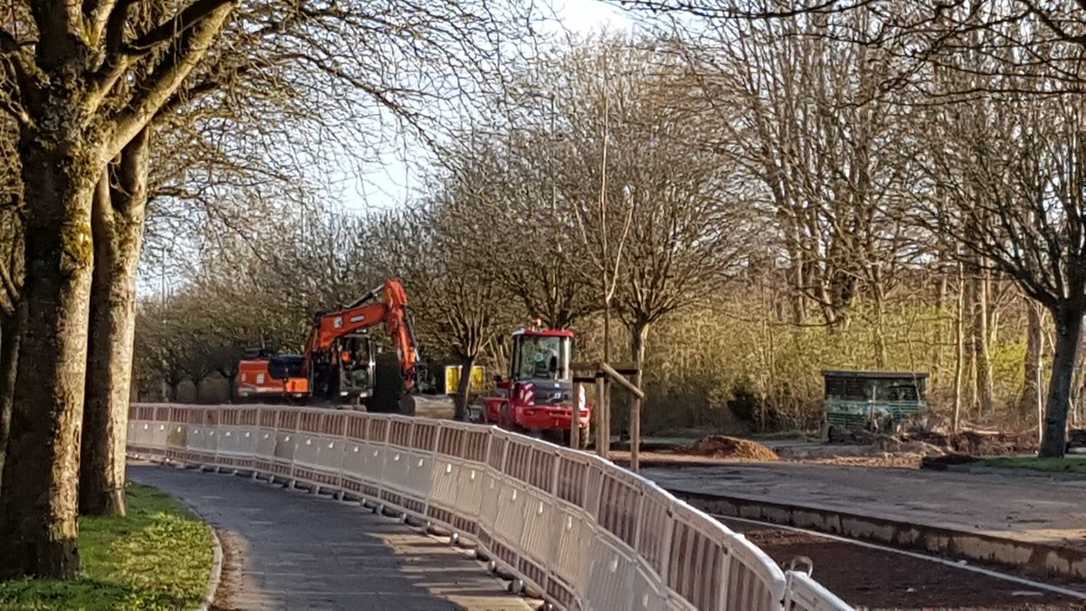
210;528;244;611
682;435;779;461
722;518;1086;610
802;455;924;469
908;430;1038;456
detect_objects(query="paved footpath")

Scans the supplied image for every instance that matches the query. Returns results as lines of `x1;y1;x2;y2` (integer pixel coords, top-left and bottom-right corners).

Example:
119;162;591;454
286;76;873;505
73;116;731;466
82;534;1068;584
129;464;536;611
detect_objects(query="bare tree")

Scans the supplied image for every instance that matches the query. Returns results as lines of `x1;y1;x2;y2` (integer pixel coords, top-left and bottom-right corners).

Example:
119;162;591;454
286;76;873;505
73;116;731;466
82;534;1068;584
548;41;753;390
369;201;512;419
0;1;233;577
0;0;537;579
654;8;918;339
435;124;598;329
917;89;1086;456
1021;298;1045;423
614;0;1086;451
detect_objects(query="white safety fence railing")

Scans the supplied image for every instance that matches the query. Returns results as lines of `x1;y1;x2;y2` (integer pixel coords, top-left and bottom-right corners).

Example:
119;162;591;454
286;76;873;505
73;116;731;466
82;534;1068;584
126;404;851;611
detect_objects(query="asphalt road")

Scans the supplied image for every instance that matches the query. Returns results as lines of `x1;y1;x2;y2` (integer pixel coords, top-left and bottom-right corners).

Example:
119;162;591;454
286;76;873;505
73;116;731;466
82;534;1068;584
644;462;1086;550
129;463;535;611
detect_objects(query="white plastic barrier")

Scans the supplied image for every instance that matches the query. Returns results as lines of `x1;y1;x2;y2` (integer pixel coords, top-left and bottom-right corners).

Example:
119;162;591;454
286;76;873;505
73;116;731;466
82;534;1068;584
784;571;851;611
127;404;852;611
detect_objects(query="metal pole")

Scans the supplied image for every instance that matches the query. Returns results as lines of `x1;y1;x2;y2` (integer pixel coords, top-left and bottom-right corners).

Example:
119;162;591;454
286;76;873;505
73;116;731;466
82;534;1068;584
599;93;611;462
630;395;640;472
160;253;169;402
550;92;557;215
595;375;607;460
571;381;581;450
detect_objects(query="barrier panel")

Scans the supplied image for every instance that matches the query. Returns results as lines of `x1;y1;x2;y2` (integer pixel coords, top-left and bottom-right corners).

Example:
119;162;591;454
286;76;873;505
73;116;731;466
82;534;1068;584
126;404;851;611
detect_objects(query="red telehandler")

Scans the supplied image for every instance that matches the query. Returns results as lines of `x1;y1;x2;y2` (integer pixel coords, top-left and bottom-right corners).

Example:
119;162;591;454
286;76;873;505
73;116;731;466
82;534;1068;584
480;323;591;446
237;278;423;412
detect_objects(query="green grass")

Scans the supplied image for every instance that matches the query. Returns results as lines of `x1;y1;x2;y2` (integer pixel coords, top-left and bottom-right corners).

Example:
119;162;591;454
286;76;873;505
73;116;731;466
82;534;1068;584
0;483;214;611
976;455;1086;474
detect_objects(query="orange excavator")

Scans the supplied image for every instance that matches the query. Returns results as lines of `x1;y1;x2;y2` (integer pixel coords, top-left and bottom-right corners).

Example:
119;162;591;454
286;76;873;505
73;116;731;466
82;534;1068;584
236;278;422;411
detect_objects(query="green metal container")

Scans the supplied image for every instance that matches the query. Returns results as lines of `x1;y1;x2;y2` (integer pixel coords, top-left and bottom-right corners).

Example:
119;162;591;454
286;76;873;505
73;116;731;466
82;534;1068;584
821;370;928;439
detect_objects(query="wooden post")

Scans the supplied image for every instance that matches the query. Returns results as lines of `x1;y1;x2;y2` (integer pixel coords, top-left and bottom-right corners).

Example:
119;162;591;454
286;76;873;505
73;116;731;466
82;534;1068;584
595;375;608;460
630;395;640;471
571;381;581;450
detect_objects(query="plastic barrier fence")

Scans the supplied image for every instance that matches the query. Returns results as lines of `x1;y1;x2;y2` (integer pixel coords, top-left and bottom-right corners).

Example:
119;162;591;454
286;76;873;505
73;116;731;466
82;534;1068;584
126;404;851;611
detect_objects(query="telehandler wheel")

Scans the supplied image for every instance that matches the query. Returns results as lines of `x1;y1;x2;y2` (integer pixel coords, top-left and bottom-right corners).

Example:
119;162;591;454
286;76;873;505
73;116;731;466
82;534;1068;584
397;394;417;416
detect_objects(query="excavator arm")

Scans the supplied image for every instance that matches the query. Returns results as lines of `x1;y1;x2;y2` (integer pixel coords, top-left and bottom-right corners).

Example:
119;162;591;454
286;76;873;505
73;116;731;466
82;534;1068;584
304;278;421;392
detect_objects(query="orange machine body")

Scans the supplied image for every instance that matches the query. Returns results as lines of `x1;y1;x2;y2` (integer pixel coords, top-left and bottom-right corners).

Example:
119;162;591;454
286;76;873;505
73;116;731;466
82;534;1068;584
236;278;420;406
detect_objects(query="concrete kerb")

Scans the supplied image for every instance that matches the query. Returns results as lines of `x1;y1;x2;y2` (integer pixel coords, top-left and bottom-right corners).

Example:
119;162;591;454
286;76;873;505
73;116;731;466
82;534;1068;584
666;486;1086;582
198;524;225;611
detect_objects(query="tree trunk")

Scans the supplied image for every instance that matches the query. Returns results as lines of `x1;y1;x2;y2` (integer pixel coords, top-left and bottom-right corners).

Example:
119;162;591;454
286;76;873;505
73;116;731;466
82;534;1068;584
872;287;887;369
972;271;994;418
0;301;24;493
453;354;476;421
629;320;649;391
952;263;965;433
787;239;806;326
80;128;150;517
1020;300;1044;424
932;271;948;385
628;319;649;461
1039;303;1084;458
0;131;102;579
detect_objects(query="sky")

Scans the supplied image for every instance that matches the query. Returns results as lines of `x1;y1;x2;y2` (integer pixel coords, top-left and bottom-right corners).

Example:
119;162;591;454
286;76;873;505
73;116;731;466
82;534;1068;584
339;0;633;214
140;0;635;297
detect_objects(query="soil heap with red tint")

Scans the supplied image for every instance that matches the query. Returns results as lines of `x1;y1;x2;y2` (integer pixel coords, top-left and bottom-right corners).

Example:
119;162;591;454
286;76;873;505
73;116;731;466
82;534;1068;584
683;435;779;461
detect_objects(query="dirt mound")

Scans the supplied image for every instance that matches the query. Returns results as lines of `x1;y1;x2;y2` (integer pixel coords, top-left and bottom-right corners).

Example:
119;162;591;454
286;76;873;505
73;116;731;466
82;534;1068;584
684;435;779;461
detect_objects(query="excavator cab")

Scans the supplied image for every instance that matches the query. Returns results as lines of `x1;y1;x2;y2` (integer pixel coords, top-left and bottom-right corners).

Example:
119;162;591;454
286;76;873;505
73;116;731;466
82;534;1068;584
336;333;376;402
310;333;376;405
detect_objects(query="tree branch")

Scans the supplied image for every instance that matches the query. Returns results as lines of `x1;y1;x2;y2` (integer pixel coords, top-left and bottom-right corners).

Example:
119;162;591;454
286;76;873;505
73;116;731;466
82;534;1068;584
0;29;42;120
126;0;234;54
107;0;235;159
31;2;84;71
85;0;120;46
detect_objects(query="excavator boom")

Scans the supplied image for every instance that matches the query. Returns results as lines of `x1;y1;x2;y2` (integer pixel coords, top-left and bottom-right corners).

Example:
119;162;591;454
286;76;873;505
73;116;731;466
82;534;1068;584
237;278;421;406
304;278;420;392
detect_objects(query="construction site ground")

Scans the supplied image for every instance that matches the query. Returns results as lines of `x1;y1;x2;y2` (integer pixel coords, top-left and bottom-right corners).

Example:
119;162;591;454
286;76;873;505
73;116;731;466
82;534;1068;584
642;461;1086;553
631;444;1086;608
719;516;1086;610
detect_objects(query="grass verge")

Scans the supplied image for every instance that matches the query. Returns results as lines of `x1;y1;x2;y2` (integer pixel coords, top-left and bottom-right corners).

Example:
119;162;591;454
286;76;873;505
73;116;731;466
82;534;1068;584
976;455;1086;474
0;482;214;610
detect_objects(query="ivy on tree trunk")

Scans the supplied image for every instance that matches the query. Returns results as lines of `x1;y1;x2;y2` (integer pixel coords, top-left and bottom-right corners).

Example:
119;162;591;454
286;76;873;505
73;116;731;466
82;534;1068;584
0;127;102;579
